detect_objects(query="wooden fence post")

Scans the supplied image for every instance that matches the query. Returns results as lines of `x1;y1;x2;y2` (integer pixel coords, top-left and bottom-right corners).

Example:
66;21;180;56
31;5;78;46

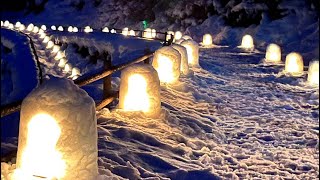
103;52;112;99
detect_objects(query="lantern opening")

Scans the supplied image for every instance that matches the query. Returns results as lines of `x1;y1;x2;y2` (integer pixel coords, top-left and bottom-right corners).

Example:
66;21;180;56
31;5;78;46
284;52;304;76
265;44;281;63
307;60;319;86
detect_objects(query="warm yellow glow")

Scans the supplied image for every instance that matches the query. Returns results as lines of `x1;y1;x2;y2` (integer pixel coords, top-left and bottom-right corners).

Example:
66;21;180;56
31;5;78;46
19;25;26;31
285;52;304;75
39;33;46;39
156;55;175;83
46;41;54;49
18;114;66;179
15;22;22;28
52;45;60;53
27;24;34;31
58;26;63;31
122;27;129;36
58;58;67;68
111;29;116;33
143;28;152;38
32;26;39;33
166;31;174;41
265;44;281;63
51;25;56;30
240;34;254;50
202;34;212;46
8;23;14;29
123;74;149;112
4;20;10;27
38;29;44;35
151;29;156;38
71;67;80;77
43;36;50;43
40;25;46;31
102;27;109;33
64;64;71;72
84;26;92;33
129;30;135;36
55;51;65;61
183;44;194;65
307;60;319;86
68;26;73;32
73;27;78;32
175;31;182;40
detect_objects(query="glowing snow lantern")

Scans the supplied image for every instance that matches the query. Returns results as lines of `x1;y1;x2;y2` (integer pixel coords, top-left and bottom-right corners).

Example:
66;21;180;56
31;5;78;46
19;25;26;31
181;40;199;67
166;31;174;41
284;52;304;76
46;41;54;49
27;24;34;31
51;25;56;30
174;31;183;41
15;22;22;28
240;34;254;50
4;20;10;27
64;63;71;72
84;26;92;33
52;45;60;53
39;33;46;39
307;60;319;86
152;46;181;83
122;27;129;36
102;27;109;32
71;67;80;77
58;58;67;68
110;29;116;33
151;29;156;38
8;23;14;29
202;34;213;46
43;36;50;43
119;64;161;118
73;27;78;32
55;51;65;61
58;26;63;31
67;26;73;32
41;25;46;31
265;43;281;63
32;26;39;33
143;28;152;38
129;30;135;36
16;77;98;180
38;29;44;35
172;44;190;76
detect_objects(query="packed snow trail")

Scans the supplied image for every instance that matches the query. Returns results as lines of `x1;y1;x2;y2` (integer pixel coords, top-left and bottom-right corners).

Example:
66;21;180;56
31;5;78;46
96;47;319;179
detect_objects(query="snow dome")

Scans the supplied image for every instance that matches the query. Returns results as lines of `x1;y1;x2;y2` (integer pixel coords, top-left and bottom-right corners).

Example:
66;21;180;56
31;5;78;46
171;44;190;76
152;46;181;83
307;60;319;86
118;64;161;118
67;26;73;32
181;40;199;67
122;27;129;36
58;26;64;31
202;34;213;46
175;31;183;41
41;25;46;31
26;24;34;31
58;58;67;68
84;26;92;33
4;20;10;27
32;26;39;33
265;44;281;63
19;25;25;31
15;22;21;28
240;34;254;50
15;78;98;180
284;52;304;76
73;27;78;32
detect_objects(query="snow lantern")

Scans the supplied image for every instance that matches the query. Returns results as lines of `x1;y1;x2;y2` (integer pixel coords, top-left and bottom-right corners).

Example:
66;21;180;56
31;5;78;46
129;30;135;36
151;29;156;38
71;67;80;77
15;77;98;180
73;27;78;32
58;26;64;31
43;36;50;43
46;41;54;49
84;26;93;33
51;25;56;30
307;60;319;86
38;29;45;35
15;22;22;28
172;44;190;75
102;27;109;33
8;23;14;29
143;28;152;38
110;29;116;33
55;51;65;61
3;20;10;27
27;24;34;31
166;31;174;41
58;58;67;68
265;44;281;63
64;64;71;72
181;40;199;67
52;45;60;53
41;25;46;31
202;34;213;46
67;26;73;32
39;33;46;39
284;52;304;76
240;34;254;50
32;26;39;33
122;27;129;36
175;31;183;41
118;64;161;118
19;25;26;31
152;46;181;83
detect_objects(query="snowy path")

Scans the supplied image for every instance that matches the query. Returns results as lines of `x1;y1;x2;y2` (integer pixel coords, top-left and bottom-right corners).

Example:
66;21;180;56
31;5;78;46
97;47;319;179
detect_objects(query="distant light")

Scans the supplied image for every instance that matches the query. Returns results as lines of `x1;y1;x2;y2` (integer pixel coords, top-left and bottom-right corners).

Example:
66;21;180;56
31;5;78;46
4;20;10;27
284;52;304;76
84;26;92;33
39;33;46;39
122;27;129;36
129;30;135;36
240;34;254;50
32;26;39;33
19;25;26;31
58;26;63;31
110;29;116;33
73;27;78;32
51;25;56;30
52;45;60;53
265;44;281;63
174;31;182;40
64;64;71;72
102;27;109;33
46;41;54;49
307;60;319;86
41;25;47;31
202;34;212;46
151;29;156;38
15;22;22;28
27;24;34;31
55;51;65;61
58;58;67;68
8;23;14;29
38;29;45;35
143;28;152;38
43;36;50;43
67;26;73;32
71;67;80;77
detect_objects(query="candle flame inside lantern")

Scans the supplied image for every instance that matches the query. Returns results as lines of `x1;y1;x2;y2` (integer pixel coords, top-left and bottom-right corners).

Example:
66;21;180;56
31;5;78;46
307;60;319;86
174;31;182;41
123;74;149;112
202;34;212;46
240;34;254;50
17;114;66;179
285;52;304;76
265;44;281;63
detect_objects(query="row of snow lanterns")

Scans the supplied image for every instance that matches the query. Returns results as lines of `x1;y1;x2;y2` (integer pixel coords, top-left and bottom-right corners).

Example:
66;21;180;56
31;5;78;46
1;20;81;80
201;33;319;87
